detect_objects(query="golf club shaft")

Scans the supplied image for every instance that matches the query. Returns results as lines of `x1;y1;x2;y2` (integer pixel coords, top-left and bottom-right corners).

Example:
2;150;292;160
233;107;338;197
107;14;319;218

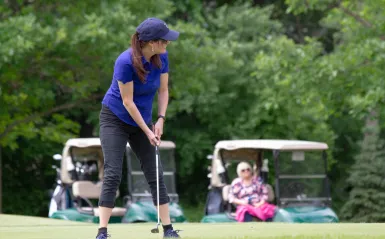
156;145;160;225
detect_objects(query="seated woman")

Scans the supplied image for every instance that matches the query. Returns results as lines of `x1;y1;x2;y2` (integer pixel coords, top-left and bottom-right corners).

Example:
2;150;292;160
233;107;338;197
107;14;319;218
228;161;277;222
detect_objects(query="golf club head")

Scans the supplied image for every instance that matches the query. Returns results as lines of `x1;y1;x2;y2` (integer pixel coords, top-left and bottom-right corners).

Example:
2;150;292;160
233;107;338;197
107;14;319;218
151;227;159;233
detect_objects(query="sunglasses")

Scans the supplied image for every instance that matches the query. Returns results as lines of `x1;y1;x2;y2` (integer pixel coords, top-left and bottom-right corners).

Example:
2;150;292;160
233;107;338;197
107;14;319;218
241;168;251;173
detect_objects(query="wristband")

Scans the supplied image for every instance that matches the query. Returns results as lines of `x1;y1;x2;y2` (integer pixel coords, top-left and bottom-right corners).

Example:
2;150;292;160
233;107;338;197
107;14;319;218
158;115;166;121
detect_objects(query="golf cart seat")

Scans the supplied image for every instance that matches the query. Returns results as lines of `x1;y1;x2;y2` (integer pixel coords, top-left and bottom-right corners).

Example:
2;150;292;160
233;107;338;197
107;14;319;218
222;185;231;202
222;185;236;217
265;184;275;202
72;181;127;217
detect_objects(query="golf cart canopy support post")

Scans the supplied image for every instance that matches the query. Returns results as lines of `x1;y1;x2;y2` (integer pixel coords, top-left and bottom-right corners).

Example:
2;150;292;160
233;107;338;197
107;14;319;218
323;151;332;205
273;150;280;207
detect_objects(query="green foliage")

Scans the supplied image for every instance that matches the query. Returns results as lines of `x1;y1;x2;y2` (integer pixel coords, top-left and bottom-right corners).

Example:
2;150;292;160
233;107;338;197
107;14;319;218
162;2;338;204
1;0;385;220
2;137;61;215
340;112;385;222
0;0;178;215
0;0;174;149
285;0;336;15
179;201;205;222
277;0;385;215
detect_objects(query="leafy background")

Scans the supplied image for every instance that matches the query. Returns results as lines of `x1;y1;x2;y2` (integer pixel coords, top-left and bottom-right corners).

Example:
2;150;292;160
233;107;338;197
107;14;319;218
1;0;385;222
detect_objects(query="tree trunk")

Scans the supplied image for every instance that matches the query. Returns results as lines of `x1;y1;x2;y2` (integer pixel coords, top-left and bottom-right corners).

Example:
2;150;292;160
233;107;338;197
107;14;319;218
79;114;95;137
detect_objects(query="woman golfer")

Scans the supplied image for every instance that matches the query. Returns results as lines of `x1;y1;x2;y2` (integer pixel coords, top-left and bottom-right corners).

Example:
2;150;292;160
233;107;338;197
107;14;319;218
96;18;180;239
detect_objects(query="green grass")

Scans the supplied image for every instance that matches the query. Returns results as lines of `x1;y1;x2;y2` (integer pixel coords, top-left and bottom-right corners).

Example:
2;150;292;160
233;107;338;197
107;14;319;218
1;214;385;239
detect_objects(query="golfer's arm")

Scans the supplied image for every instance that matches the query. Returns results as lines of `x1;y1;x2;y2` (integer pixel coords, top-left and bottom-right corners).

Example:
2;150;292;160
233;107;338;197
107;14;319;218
158;73;169;117
228;188;246;205
261;185;269;202
118;81;151;134
231;198;247;205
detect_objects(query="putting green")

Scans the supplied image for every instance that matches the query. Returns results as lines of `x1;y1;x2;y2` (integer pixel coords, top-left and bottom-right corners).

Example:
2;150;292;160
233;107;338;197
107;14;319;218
1;214;385;239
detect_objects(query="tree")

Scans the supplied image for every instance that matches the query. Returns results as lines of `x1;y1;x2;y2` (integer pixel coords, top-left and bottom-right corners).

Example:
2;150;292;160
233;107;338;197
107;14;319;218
165;2;338;204
0;0;176;215
1;0;384;220
274;0;385;213
339;111;385;222
283;0;385;116
0;0;174;149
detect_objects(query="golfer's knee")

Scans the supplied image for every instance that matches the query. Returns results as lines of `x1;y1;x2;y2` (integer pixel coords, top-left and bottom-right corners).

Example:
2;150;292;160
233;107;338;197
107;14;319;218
104;173;121;189
99;174;120;208
98;200;115;208
102;169;122;195
155;192;170;205
157;196;170;205
148;179;169;205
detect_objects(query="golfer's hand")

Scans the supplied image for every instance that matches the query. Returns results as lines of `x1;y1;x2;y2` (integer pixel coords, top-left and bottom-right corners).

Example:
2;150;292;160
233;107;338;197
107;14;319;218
254;200;265;208
146;130;160;146
154;119;164;139
237;199;248;206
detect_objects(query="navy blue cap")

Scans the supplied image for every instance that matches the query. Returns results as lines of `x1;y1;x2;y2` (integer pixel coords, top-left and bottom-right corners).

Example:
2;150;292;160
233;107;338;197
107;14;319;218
136;17;179;41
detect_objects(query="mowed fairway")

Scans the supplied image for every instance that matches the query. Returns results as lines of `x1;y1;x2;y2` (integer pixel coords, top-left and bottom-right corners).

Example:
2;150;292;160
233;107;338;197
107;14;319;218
1;214;385;239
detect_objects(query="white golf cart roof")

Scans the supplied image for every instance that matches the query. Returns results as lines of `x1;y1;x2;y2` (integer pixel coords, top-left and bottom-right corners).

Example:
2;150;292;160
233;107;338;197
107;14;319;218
209;139;328;188
65;138;176;149
215;139;328;151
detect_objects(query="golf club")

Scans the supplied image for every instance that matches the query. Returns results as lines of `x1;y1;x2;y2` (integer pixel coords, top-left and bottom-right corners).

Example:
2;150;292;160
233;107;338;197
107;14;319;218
151;142;160;234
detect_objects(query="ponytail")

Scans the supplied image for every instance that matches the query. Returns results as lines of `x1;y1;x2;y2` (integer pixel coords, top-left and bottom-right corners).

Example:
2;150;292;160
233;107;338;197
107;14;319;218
131;32;162;83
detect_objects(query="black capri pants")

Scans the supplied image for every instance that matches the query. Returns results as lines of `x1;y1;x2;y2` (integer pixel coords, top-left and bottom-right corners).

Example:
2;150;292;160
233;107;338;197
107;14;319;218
98;105;170;208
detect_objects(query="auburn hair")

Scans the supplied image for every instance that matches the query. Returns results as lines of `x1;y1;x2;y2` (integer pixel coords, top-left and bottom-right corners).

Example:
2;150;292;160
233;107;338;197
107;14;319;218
131;32;162;83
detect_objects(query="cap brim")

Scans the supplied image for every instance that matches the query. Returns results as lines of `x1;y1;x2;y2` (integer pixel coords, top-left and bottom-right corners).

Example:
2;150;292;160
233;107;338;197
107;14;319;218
161;30;179;41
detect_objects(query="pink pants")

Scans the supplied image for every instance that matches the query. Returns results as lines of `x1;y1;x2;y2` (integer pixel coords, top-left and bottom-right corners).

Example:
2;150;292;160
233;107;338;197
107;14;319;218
235;203;276;222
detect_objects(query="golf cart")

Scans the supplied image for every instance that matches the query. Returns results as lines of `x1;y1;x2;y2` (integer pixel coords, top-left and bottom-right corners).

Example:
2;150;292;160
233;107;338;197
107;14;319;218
201;139;339;223
48;137;186;223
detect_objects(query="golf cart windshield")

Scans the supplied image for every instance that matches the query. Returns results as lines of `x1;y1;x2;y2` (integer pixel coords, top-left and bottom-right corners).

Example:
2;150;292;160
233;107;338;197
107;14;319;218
127;148;178;201
276;151;330;207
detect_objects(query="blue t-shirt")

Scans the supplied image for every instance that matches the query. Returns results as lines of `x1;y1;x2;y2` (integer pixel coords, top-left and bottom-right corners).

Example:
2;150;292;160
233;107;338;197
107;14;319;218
102;48;169;126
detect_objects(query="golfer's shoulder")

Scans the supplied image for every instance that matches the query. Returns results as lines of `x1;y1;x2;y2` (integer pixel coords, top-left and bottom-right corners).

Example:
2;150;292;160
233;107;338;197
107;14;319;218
231;177;242;186
160;51;169;62
115;48;134;66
